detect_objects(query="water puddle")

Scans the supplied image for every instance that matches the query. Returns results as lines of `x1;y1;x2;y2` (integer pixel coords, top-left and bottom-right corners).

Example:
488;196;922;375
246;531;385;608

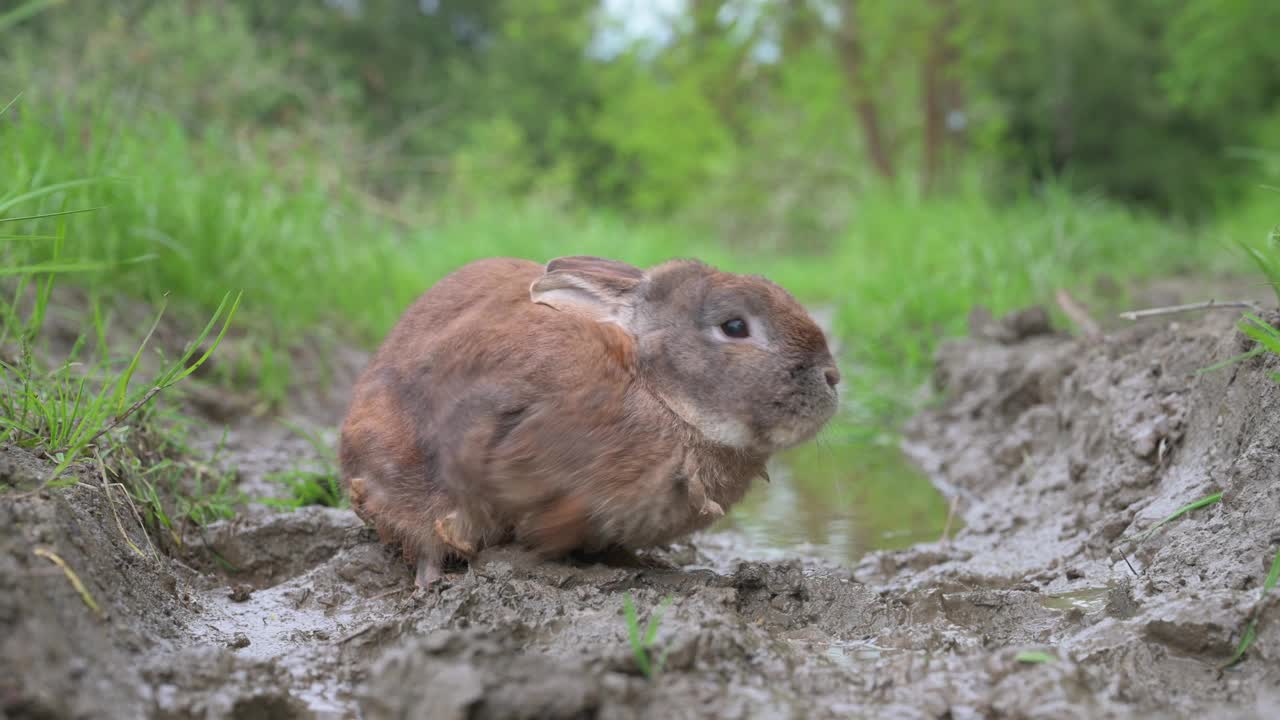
715;438;953;565
1040;586;1112;615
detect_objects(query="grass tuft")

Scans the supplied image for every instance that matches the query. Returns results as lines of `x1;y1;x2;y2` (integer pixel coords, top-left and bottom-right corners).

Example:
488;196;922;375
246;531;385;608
260;421;346;510
3;108;244;553
623;592;674;680
0;288;241;486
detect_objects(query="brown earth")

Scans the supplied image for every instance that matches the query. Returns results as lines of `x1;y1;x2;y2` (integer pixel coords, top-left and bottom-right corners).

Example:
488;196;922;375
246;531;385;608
3;298;1280;719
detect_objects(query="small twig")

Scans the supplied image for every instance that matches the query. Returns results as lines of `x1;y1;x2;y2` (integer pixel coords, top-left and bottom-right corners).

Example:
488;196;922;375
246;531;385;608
94;449;149;560
940;495;959;543
1118;299;1262;322
369;586;410;602
1055;289;1102;338
64;384;166;455
1120;552;1138;577
337;623;377;645
33;547;104;618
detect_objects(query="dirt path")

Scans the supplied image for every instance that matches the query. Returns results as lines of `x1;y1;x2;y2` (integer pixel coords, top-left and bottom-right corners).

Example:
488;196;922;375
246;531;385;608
3;303;1279;719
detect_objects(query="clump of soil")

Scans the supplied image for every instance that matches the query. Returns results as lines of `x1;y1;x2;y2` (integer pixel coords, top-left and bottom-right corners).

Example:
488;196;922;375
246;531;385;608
3;305;1280;718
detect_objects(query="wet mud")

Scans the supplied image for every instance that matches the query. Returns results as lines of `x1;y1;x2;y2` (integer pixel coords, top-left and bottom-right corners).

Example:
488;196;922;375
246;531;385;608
4;302;1280;718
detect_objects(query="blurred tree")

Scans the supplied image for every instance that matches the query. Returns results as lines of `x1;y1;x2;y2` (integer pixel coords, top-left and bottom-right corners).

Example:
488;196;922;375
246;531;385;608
6;0;1279;221
920;0;960;194
834;0;895;180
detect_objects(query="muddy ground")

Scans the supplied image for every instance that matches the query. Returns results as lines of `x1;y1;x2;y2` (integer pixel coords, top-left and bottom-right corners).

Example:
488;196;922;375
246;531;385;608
4;299;1280;719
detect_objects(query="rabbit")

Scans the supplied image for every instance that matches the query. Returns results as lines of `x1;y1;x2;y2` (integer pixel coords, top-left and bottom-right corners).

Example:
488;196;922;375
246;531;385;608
338;255;841;588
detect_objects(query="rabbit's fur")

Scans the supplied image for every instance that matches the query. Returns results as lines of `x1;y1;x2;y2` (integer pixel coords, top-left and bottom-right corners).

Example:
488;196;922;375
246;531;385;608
339;256;840;586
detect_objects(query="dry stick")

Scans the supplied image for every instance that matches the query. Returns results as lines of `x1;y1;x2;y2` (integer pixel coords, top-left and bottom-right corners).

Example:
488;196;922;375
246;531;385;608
65;384;167;456
1119;552;1139;577
337;623;378;645
32;547;104;618
369;586;411;602
93;449;146;559
1055;289;1102;339
940;495;959;543
93;448;159;561
1118;299;1262;322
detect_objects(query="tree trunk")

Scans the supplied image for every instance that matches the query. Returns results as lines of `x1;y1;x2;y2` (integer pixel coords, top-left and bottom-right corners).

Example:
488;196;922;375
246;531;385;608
782;0;819;60
836;1;896;180
921;0;959;194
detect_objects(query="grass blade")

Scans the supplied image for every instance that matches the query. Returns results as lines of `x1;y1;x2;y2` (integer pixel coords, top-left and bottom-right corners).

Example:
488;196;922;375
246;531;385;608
1224;546;1280;668
0;254;155;276
623;592;651;678
114;298;167;414
156;290;242;387
0;206;107;224
0;180;107;216
643;595;673;646
1195;346;1265;376
0;91;21;118
0;0;62;33
1126;492;1223;545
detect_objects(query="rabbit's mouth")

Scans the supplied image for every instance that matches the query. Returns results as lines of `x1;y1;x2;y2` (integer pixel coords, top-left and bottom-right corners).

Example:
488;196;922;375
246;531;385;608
764;384;840;451
765;407;837;451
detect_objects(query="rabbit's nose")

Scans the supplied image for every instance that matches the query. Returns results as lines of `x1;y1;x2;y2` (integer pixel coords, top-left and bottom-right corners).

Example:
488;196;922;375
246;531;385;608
823;366;841;388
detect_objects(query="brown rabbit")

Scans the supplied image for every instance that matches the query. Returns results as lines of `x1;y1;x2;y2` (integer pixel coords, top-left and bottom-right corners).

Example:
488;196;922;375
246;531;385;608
339;256;841;587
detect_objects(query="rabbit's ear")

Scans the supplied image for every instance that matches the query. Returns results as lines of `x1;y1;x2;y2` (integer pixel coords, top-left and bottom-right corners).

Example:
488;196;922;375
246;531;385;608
530;256;645;329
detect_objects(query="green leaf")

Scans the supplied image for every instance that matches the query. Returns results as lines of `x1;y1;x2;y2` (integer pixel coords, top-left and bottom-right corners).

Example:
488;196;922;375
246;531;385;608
1015;650;1056;664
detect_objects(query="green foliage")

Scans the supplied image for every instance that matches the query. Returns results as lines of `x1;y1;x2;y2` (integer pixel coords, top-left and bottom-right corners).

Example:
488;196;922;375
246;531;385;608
1;168;241;484
591;62;735;213
1236;228;1280;304
262;421;346;510
10;0;1277;227
1225;544;1280;668
623;592;673;680
4;93;1224;430
1163;0;1280;121
2;94;242;546
1236;314;1280;384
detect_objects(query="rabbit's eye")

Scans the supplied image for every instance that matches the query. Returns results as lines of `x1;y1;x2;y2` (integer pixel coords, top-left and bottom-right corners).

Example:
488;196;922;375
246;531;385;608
720;318;750;339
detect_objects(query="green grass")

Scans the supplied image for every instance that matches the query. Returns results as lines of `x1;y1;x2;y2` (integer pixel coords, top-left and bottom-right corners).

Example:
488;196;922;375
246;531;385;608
0;269;240;484
261;421;346;510
1233;219;1280;304
623;592;673;680
120;421;245;546
3;101;1233;429
1237;313;1280;383
1225;545;1280;668
1122;492;1224;547
3;93;244;552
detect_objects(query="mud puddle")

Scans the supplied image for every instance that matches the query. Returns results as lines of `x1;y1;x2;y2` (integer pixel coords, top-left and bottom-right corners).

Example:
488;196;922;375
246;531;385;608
5;297;1280;718
721;441;953;564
